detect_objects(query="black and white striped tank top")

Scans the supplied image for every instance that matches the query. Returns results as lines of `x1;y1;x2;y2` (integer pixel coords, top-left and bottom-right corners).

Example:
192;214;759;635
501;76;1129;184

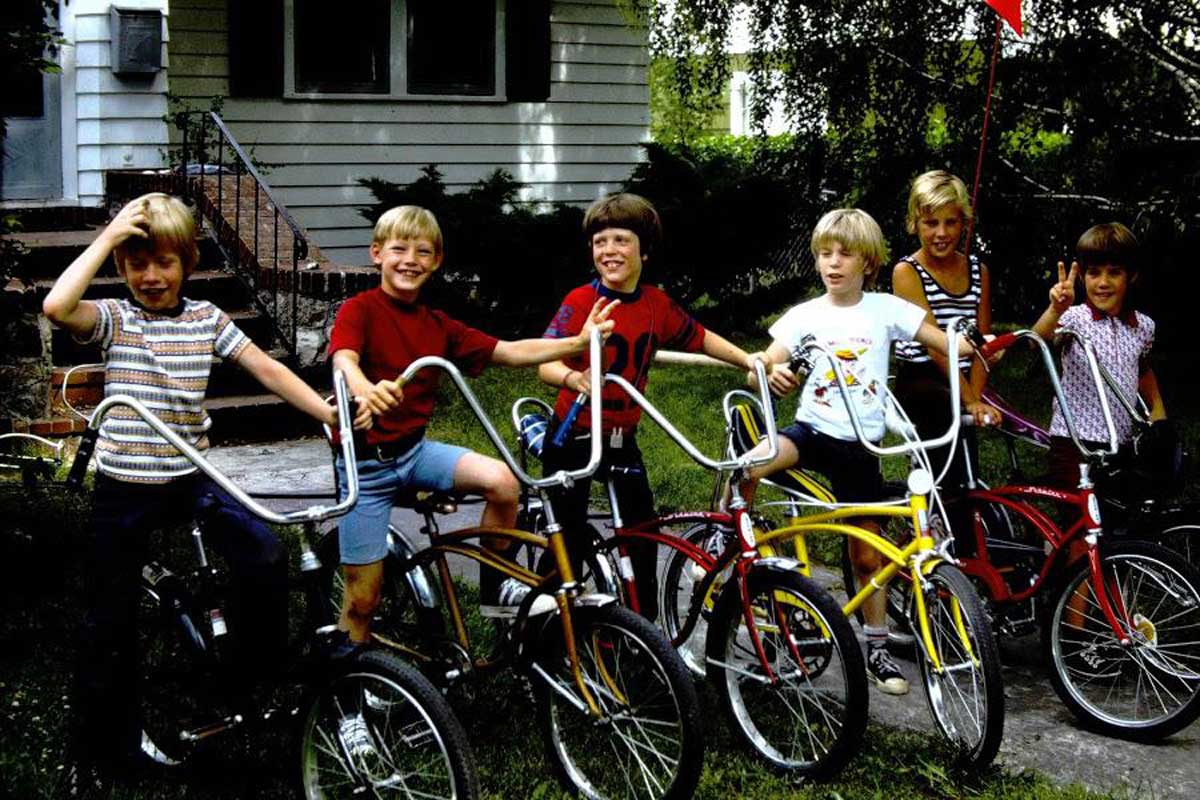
894;253;981;366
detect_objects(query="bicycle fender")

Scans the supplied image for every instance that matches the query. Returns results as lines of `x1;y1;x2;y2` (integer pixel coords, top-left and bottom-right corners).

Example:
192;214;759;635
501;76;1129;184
387;526;439;610
752;556;804;575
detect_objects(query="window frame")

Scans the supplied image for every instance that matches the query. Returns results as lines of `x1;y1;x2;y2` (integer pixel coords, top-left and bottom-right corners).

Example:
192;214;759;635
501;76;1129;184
281;0;506;102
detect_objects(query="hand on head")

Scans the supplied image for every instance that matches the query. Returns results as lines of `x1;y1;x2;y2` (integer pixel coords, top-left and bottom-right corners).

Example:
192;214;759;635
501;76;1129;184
107;197;152;246
1049;261;1079;313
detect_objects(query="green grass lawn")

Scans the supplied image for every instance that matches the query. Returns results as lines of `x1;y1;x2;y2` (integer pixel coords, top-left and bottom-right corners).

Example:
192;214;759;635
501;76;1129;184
2;342;1191;799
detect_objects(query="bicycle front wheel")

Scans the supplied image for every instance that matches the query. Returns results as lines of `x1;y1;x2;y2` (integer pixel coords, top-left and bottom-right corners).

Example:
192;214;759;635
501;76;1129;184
706;568;867;778
298;648;479;800
1044;540;1200;741
532;603;703;800
914;563;1005;769
659;521;734;677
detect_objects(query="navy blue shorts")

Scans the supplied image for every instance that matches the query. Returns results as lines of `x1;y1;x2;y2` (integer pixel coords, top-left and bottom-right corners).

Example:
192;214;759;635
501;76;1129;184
778;422;884;503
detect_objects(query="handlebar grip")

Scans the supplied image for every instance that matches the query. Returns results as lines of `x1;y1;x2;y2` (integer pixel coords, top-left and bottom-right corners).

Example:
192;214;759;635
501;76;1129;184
66;428;99;489
980;331;1018;358
551;393;587;448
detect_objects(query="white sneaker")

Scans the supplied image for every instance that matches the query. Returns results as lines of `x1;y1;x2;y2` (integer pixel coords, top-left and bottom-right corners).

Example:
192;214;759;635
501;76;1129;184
480;577;557;619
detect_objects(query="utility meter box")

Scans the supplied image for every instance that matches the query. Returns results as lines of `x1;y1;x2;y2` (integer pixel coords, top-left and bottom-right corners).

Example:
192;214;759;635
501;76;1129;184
110;7;163;76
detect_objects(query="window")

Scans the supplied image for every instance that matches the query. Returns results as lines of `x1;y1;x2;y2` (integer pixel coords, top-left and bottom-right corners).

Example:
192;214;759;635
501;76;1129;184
294;0;390;94
283;0;503;100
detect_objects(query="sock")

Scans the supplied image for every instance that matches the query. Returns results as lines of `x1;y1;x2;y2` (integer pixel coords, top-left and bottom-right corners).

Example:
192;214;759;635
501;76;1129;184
864;624;889;652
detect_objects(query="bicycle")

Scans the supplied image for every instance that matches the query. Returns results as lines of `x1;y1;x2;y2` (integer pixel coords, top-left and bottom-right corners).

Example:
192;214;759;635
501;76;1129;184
685;320;1006;769
5;372;479;799
317;331;705;800
514;359;870;778
929;328;1200;741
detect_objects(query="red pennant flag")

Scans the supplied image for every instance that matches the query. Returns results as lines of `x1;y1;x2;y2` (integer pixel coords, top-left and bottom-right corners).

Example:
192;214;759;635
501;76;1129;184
985;0;1022;36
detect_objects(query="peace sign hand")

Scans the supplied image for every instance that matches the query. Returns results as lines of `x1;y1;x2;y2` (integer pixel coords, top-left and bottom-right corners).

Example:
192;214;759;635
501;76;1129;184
1048;261;1079;313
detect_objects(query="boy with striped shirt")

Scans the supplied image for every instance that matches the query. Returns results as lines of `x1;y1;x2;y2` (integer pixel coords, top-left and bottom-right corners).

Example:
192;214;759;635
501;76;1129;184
42;193;369;783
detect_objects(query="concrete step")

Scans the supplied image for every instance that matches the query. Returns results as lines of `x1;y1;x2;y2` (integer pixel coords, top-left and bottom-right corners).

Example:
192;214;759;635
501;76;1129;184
5;205;109;232
5;227;225;282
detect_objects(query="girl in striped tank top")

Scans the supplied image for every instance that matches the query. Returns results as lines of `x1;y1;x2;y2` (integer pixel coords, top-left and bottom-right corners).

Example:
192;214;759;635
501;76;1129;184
892;171;1001;499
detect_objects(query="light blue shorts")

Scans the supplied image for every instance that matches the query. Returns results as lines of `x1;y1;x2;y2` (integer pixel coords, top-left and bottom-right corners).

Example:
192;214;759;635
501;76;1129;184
335;438;469;565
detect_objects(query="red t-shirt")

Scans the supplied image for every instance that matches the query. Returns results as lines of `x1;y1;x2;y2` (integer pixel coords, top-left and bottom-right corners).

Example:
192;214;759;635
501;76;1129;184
329;288;498;444
545;280;706;433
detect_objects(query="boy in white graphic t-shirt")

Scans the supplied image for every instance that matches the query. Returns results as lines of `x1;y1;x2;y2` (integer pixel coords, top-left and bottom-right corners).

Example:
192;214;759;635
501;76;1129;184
739;208;974;696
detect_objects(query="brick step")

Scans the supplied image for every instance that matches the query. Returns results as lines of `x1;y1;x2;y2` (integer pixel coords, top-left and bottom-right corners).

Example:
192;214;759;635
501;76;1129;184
30;269;249;309
5;228;225;282
10;389;328;445
50;308;275;365
49;347;302;409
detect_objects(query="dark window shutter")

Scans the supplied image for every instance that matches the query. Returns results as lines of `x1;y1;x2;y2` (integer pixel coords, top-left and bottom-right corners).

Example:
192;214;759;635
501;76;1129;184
227;0;283;97
505;0;550;102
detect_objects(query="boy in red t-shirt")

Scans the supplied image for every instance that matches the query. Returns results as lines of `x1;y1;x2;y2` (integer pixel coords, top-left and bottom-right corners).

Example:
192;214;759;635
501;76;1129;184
330;205;616;639
538;193;767;620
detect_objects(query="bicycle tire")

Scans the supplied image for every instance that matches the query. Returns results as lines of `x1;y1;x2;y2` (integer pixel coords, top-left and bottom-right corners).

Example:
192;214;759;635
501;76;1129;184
137;579;214;768
659;521;734;677
1043;539;1200;741
914;562;1005;769
531;602;704;800
706;568;867;777
298;648;480;800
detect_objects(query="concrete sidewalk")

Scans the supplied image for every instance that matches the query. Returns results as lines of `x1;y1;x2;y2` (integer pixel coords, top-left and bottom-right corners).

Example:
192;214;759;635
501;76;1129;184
208;436;1200;800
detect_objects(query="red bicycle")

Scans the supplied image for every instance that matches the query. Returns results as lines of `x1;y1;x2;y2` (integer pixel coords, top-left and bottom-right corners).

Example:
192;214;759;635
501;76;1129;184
928;328;1200;740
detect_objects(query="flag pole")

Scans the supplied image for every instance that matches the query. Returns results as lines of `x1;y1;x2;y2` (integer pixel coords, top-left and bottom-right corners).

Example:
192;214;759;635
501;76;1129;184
965;15;1004;257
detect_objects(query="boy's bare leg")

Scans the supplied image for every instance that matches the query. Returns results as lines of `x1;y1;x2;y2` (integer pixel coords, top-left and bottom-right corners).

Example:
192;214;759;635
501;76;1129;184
341;561;384;643
452;452;520;545
736;435;800;508
849;520;887;625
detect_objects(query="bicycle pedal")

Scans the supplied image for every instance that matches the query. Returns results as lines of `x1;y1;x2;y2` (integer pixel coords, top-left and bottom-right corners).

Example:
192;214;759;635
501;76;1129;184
179;715;241;743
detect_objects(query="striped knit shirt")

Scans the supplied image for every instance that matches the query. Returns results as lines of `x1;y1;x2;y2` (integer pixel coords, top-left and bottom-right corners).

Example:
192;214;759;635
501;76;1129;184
78;298;251;483
894;253;981;368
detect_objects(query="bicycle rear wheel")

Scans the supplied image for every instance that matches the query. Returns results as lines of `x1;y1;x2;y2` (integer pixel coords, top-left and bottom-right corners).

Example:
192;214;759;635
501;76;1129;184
1044;539;1200;741
532;602;703;800
298;648;479;800
706;568;867;778
914;563;1005;769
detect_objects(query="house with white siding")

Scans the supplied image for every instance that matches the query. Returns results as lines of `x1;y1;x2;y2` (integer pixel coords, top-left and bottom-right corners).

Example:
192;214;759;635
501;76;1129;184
3;0;652;266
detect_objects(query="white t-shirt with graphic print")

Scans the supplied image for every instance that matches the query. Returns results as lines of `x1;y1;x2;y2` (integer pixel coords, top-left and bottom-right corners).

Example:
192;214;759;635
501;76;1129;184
769;293;927;442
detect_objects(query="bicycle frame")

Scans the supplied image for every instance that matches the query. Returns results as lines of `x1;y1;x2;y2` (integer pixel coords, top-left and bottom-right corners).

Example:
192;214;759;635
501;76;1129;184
381;331;625;716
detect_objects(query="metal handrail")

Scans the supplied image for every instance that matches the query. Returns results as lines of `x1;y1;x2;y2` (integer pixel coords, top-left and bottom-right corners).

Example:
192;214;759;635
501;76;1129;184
174;110;308;356
78;371;359;525
399;330;605;490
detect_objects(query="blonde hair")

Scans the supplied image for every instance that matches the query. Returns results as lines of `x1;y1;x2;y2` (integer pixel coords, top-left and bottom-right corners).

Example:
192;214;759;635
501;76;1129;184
113;193;199;276
810;209;889;289
905;170;973;234
372;205;444;256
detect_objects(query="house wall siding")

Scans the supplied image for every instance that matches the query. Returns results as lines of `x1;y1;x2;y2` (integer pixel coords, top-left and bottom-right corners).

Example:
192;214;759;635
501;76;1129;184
168;0;649;265
65;0;170;205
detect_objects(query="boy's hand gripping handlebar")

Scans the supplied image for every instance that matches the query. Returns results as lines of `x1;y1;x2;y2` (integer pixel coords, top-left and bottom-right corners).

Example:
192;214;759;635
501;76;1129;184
66;371;361;524
974;327;1120;459
600;359;778;472
400;329;606;488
